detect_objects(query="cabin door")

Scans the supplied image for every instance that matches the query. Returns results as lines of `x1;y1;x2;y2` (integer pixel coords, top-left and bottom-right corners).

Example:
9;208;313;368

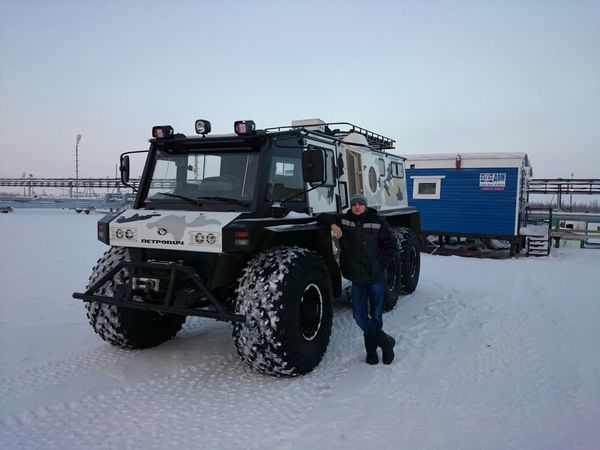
346;151;364;196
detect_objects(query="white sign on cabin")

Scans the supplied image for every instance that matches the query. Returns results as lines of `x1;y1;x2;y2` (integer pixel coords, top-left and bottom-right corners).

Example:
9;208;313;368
479;173;506;191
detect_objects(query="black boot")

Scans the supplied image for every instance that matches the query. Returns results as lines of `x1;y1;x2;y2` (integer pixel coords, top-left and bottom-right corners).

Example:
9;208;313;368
375;330;395;365
364;335;379;365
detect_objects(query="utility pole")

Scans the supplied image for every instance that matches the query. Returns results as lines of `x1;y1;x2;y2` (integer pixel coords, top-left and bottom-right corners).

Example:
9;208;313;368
75;134;82;200
569;172;574;212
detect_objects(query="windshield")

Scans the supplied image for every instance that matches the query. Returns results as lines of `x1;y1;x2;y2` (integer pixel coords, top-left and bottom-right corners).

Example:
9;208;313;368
143;149;260;210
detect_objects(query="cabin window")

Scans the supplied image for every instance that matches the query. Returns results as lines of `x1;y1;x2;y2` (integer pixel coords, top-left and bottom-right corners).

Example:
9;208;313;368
377;158;386;177
411;176;445;200
368;167;378;193
338;181;348;210
390;162;404;178
324;148;336;186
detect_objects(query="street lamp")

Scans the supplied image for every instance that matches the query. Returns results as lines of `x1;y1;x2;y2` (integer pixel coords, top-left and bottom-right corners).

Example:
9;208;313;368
75;134;82;200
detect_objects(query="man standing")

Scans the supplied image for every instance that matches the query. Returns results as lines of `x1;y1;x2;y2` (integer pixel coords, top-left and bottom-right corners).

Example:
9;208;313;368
318;193;397;365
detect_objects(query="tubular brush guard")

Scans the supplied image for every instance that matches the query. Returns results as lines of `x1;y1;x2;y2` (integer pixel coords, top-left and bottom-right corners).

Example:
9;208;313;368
73;261;244;322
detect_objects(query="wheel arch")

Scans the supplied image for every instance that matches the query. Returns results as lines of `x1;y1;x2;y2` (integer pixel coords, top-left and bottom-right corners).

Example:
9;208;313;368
255;227;342;298
384;210;421;233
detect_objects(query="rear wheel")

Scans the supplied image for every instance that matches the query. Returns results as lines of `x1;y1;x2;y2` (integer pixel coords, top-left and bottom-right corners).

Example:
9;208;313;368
397;227;420;294
85;247;185;349
383;247;403;312
383;227;421;310
232;246;333;376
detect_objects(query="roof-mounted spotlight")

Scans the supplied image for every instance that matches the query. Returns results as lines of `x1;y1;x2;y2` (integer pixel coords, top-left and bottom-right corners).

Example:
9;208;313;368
152;125;174;139
234;120;256;136
195;119;212;136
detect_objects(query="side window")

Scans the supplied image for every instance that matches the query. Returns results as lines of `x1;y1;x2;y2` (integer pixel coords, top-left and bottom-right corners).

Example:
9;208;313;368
306;146;336;187
323;148;336;186
377;158;385;177
338;181;348;210
412;176;445;200
418;182;437;195
390;162;404;178
308;145;337;187
368;167;378;193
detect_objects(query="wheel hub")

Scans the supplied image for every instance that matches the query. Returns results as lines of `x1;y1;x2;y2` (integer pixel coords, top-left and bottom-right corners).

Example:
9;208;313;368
299;283;323;341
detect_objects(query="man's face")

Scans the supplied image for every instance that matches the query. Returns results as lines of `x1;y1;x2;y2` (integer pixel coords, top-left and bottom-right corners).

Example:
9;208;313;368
351;202;366;215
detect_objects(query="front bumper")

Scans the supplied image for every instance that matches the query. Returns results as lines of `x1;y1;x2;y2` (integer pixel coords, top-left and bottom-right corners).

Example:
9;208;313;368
73;261;245;322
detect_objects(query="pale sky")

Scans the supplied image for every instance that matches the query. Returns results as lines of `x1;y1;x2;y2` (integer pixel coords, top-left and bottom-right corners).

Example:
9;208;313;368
1;0;599;179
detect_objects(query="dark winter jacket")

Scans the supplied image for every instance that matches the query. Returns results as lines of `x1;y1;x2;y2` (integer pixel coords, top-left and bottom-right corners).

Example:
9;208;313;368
318;208;397;284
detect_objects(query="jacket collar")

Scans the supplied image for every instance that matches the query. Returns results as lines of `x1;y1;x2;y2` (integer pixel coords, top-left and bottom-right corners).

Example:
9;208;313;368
346;206;378;221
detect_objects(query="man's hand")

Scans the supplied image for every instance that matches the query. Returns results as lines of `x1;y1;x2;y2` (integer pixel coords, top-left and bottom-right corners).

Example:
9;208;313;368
331;224;343;240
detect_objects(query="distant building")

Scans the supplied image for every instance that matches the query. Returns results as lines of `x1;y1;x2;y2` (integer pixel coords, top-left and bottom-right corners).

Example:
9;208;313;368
404;152;532;255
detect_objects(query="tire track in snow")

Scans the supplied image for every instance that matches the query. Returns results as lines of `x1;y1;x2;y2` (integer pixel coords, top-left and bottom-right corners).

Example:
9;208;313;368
0;353;349;450
0;317;215;407
0;303;361;449
0;346;131;406
349;275;575;449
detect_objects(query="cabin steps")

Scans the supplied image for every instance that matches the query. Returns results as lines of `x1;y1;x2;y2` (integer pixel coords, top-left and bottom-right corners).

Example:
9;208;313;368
526;235;550;256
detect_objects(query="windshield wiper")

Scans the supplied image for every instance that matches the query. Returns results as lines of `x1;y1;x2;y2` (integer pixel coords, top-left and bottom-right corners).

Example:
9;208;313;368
195;196;250;207
159;192;203;206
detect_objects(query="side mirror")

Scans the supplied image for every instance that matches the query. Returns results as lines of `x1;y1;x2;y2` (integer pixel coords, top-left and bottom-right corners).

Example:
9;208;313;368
302;149;326;184
120;155;130;183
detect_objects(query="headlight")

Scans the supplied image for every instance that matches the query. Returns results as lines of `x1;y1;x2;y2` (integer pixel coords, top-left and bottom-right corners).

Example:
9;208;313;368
191;231;220;246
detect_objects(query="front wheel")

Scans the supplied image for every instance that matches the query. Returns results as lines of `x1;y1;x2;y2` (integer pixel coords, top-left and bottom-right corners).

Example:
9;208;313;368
85;247;186;349
232;246;333;376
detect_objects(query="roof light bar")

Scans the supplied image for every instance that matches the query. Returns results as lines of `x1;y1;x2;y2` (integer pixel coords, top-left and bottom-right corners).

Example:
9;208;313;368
152;125;174;139
234;120;256;136
195;119;212;136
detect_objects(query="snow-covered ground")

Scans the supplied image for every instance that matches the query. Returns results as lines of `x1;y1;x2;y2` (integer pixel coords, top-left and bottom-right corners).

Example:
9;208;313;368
1;209;599;450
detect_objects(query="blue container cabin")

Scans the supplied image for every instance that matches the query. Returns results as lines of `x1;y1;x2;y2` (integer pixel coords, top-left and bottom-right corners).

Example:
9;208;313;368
404;153;532;255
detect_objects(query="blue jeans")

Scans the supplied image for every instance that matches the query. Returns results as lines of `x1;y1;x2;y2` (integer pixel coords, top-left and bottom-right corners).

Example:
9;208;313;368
351;281;385;339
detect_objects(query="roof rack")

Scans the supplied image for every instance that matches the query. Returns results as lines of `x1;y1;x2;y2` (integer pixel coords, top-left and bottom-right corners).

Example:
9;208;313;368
264;121;396;151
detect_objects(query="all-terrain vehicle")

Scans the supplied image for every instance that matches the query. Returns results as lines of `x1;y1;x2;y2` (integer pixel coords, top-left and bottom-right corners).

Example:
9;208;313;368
73;119;421;376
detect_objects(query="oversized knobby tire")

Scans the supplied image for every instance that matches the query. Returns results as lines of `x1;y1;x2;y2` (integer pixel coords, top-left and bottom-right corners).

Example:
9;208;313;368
85;247;186;349
397;227;420;294
232;246;333;376
383;246;403;312
383;227;421;310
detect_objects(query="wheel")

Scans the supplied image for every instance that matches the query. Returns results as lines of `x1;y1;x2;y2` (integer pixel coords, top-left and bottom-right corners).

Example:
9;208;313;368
85;247;186;349
383;242;402;312
383;227;421;310
232;246;333;376
397;227;420;294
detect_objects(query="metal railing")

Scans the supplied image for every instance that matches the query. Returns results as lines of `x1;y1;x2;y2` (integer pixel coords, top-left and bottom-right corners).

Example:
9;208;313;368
527;178;600;195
